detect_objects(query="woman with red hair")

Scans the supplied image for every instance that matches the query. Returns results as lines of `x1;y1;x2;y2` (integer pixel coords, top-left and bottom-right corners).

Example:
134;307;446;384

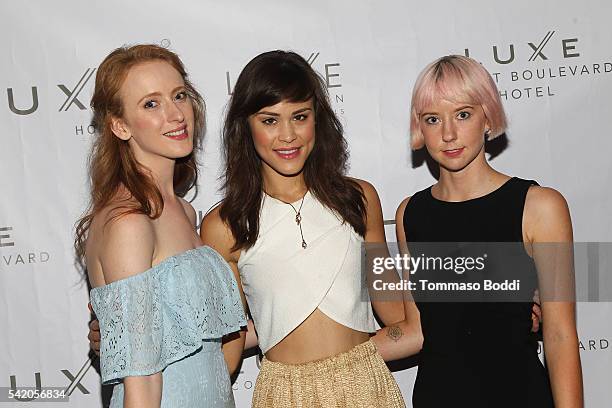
76;44;245;407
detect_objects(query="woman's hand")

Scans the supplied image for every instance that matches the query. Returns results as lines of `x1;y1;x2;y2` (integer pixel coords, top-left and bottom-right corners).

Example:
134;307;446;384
87;303;101;356
531;294;542;333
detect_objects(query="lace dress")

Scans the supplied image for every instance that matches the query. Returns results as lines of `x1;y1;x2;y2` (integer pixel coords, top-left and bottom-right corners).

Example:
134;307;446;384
90;246;246;407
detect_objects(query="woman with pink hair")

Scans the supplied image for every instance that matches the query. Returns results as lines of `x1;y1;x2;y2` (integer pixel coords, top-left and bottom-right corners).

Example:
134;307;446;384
396;55;583;407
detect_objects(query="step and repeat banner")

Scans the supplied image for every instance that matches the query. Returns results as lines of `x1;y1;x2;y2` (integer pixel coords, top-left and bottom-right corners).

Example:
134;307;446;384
1;1;610;406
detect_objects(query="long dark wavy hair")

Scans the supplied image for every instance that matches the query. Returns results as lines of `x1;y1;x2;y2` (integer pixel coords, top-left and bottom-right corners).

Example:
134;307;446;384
74;44;205;265
219;50;366;251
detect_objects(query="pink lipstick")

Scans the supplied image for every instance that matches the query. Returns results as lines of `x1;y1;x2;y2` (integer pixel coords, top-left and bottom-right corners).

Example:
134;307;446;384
274;147;301;160
164;126;188;140
442;147;464;158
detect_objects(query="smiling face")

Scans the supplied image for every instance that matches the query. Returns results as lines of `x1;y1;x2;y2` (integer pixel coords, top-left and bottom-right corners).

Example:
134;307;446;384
248;99;315;179
111;60;195;166
420;98;490;172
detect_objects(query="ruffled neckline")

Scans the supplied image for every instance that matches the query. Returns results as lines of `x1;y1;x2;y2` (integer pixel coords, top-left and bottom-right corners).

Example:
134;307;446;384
91;246;214;292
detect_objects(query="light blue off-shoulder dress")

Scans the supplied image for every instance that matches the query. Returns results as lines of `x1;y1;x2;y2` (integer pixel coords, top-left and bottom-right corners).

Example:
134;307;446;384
89;246;246;407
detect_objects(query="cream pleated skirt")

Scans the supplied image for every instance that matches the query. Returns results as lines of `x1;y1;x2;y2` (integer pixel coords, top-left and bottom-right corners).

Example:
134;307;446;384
252;339;406;407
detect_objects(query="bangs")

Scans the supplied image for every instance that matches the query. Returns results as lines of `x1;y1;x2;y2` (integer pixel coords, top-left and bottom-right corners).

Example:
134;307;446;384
412;62;480;114
244;60;316;113
409;55;507;149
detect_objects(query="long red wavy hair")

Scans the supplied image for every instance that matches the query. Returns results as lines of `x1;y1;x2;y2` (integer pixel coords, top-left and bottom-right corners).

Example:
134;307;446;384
74;44;205;265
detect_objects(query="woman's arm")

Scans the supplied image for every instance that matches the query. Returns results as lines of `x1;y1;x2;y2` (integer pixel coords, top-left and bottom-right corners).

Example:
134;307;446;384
98;213;163;407
355;180;423;361
87;307;101;356
200;206;248;376
526;186;583;408
244;319;259;349
123;375;163;407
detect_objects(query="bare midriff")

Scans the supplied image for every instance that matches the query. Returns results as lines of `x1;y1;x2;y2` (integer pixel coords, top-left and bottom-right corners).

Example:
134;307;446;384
264;308;371;364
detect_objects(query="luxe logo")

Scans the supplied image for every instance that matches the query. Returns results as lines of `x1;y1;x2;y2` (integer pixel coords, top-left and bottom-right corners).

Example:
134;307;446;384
58;68;96;112
459;30;608;102
464;31;580;64
225;52;342;95
6;88;38;115
0;226;51;267
305;52;341;89
0;227;14;247
6;68;96;116
538;338;610;355
579;338;609;351
9;365;91;402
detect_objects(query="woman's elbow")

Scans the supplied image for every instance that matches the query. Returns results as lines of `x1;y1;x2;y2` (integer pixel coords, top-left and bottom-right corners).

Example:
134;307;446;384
123;373;162;406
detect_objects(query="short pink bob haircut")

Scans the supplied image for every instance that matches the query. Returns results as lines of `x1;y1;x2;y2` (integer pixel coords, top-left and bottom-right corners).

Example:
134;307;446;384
410;55;507;150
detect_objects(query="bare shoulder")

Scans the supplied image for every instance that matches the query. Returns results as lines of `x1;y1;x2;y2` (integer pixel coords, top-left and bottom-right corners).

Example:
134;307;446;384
103;210;154;236
95;209;155;285
525;185;570;218
351;177;378;197
395;196;412;223
200;204;228;238
349;178;387;242
524;185;572;242
199;203;238;262
178;197;197;227
395;196;412;242
350;177;381;208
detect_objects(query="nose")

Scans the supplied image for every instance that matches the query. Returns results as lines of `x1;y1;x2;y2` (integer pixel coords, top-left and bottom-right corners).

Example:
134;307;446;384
278;120;297;143
441;119;457;143
166;100;185;123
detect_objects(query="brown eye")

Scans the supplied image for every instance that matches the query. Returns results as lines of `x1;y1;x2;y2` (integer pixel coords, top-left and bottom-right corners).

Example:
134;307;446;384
144;100;157;109
175;91;188;101
457;111;471;120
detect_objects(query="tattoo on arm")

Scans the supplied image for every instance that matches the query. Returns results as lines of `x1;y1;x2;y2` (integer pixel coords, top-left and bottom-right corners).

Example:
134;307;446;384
387;325;403;342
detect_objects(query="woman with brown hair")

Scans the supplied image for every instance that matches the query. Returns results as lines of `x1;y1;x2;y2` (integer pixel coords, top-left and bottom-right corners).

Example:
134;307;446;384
76;44;246;407
200;50;420;407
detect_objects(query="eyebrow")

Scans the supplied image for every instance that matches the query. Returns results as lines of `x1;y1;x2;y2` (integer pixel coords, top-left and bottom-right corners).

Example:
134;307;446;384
255;107;312;116
454;105;475;112
137;86;186;105
420;105;475;116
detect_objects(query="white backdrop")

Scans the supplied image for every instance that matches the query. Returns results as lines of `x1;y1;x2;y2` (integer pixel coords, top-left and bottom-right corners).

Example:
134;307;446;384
1;1;610;406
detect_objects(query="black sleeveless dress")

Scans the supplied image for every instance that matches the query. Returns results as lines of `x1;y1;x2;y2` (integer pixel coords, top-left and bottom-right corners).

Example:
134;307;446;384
403;177;554;408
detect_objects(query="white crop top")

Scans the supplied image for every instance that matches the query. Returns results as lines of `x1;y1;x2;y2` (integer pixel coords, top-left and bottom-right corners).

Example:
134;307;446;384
237;191;377;353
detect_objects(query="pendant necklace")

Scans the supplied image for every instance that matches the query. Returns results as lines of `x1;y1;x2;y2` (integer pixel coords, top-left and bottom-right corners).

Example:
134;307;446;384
288;193;307;249
270;191;308;249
